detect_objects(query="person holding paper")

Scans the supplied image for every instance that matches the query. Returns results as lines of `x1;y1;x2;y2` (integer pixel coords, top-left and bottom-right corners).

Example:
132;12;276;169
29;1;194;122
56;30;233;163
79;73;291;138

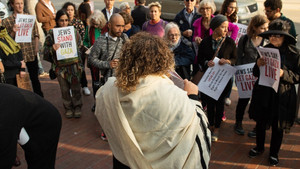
3;0;44;97
95;32;211;169
0;84;61;169
62;2;91;96
43;9;83;118
197;15;237;142
248;20;300;166
0;18;26;86
234;15;269;136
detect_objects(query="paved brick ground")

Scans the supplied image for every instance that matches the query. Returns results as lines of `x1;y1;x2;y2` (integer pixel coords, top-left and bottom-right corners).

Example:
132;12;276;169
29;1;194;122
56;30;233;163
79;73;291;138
13;67;300;169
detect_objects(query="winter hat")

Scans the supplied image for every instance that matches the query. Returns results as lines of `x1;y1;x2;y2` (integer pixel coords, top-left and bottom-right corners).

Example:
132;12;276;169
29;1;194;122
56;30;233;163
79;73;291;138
210;14;228;30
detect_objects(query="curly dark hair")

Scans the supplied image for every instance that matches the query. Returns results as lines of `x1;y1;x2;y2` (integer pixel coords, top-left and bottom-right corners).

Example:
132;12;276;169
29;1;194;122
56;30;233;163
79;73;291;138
62;2;78;19
264;0;282;11
116;32;175;92
220;0;238;23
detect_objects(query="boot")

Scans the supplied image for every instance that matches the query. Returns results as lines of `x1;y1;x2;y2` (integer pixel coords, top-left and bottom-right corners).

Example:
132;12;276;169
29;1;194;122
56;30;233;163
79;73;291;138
74;107;82;118
234;121;245;135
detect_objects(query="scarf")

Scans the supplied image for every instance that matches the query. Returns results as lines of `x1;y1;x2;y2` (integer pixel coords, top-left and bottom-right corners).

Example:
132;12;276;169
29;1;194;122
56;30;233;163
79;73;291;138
0;27;21;55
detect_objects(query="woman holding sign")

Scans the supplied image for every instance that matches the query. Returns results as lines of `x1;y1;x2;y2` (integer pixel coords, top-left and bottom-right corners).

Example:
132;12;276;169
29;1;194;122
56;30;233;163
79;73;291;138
44;9;83;118
248;20;300;166
234;15;269;136
197;15;237;142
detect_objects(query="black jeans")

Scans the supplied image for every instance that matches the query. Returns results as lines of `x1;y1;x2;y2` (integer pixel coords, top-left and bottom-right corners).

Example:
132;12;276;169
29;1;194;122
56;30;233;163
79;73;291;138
80;52;88;88
255;115;283;158
26;57;44;97
235;98;250;122
89;66;100;97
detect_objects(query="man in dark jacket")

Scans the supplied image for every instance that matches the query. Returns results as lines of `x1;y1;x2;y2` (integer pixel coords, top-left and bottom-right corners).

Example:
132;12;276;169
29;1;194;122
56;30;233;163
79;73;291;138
174;0;201;43
0;84;62;169
102;0;120;21
131;0;149;29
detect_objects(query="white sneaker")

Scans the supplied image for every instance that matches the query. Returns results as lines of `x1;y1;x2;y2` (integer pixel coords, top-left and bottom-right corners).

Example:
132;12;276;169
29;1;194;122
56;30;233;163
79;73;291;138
225;98;231;106
82;87;91;96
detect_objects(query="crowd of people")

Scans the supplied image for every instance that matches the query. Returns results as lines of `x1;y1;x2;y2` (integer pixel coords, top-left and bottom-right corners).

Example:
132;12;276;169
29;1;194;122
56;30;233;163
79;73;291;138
0;0;299;168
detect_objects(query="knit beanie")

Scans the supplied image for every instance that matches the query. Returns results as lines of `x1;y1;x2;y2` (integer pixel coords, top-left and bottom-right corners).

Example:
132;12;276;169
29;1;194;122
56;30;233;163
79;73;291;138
210;15;228;30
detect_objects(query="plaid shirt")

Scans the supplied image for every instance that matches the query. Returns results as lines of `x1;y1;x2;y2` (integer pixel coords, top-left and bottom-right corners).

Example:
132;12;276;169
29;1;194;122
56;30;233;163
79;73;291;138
2;14;39;62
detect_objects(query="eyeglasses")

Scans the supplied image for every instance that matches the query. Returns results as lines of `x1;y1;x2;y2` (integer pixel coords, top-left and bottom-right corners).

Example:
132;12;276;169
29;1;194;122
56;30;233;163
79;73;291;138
59;19;69;22
269;34;283;38
200;7;211;11
168;33;180;38
185;0;194;2
263;9;274;13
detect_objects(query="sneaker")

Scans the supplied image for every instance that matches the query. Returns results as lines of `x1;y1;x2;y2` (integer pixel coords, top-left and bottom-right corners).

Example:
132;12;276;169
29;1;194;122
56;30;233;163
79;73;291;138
222;111;227;121
234;121;245;135
248;148;264;158
100;132;108;141
211;133;218;142
269;156;279;166
74;107;81;118
39;72;49;77
65;109;73;118
82;87;91;96
248;128;256;138
225;98;231;106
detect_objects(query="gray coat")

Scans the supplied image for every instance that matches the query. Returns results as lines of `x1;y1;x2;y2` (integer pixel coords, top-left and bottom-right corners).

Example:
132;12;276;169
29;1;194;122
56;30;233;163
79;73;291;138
88;33;128;81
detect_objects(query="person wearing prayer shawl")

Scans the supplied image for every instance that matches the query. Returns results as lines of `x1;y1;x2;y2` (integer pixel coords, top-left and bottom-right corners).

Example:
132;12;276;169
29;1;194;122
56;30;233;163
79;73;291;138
95;32;211;169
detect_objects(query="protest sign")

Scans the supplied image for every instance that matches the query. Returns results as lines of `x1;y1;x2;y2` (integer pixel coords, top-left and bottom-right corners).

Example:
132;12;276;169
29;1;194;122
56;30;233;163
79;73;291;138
198;57;237;100
257;47;280;92
53;26;78;60
235;63;257;98
234;23;248;46
15;14;36;43
169;71;184;89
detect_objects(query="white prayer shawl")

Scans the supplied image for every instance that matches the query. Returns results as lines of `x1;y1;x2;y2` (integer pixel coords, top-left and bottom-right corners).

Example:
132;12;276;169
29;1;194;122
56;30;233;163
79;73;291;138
95;75;211;169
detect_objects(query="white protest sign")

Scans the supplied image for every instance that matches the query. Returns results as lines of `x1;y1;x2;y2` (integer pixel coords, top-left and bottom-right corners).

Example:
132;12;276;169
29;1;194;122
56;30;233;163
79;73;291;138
53;26;78;60
198;57;237;100
15;14;36;43
235;63;257;98
257;47;280;92
234;23;248;46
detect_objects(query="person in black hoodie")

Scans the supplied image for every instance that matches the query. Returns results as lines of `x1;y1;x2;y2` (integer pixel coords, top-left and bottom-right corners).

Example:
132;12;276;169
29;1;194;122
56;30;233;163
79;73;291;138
248;19;300;166
0;84;61;169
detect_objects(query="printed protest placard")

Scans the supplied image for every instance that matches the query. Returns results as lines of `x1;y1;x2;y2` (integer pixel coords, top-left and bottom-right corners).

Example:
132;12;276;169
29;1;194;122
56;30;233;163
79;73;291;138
15;14;36;43
235;63;257;98
234;23;248;46
53;26;78;60
198;57;237;100
257;47;280;92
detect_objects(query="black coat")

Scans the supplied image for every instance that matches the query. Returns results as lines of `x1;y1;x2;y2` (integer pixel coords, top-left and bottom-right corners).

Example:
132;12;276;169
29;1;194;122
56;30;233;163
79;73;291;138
101;7;120;21
174;8;201;42
198;36;237;72
249;43;300;132
131;5;150;30
0;84;61;168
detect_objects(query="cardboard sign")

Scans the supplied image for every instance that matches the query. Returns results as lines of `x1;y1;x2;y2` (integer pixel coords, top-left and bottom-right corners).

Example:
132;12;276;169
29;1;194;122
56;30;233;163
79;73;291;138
198;57;237;100
257;47;281;92
234;23;248;46
53;26;78;60
235;63;257;98
15;14;36;43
